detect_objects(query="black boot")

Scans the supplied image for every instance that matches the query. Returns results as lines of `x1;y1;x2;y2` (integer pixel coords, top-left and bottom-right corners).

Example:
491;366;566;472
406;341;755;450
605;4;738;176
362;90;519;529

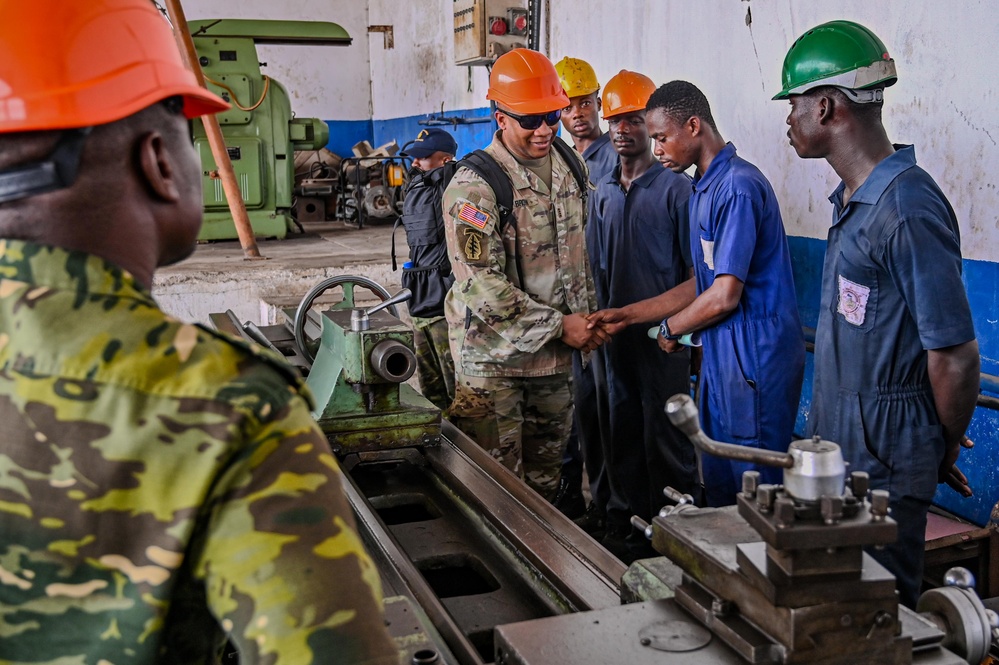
573;503;606;540
600;523;630;562
552;474;586;519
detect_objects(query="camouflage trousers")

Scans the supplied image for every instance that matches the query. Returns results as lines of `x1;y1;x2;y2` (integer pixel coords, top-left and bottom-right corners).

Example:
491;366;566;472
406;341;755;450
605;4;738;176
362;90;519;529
450;372;573;500
411;314;456;412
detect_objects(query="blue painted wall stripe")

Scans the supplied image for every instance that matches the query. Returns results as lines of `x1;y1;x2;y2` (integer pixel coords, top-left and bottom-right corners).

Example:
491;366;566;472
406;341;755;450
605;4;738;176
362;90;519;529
324;107;496;159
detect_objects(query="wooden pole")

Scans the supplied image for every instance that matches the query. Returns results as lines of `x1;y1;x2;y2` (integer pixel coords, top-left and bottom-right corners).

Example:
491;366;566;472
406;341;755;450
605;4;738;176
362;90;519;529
164;0;263;259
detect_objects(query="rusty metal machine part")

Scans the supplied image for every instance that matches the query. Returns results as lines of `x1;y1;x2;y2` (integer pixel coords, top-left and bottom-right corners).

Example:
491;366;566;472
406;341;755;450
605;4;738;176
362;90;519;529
292;274;397;362
343;435;625;663
621;394;995;665
917;569;996;665
369;339;417;382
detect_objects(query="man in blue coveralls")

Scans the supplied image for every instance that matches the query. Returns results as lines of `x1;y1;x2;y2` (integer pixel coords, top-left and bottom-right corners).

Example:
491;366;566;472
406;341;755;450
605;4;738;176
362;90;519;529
587;71;696;561
776;20;979;608
553;56;619;523
590;81;805;508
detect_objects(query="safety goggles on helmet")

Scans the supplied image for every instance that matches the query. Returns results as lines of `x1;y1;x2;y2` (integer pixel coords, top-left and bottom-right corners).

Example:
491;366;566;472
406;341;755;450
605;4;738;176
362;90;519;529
837;87;884;104
500;108;562;131
0;128;91;205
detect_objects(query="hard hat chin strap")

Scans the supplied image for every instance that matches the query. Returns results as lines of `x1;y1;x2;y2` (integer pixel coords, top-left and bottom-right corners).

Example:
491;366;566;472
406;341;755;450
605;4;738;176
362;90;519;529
837;87;884;104
0;127;92;204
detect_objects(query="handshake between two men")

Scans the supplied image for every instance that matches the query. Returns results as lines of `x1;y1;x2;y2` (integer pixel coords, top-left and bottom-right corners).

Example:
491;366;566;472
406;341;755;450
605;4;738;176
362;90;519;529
559;308;658;353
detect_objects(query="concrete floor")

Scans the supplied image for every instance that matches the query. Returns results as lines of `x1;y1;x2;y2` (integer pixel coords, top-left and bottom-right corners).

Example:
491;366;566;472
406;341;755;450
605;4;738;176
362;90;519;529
153;220;405;325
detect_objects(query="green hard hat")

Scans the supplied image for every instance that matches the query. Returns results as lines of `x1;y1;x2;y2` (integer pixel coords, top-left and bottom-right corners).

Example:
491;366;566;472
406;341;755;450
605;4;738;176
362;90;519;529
773;20;897;100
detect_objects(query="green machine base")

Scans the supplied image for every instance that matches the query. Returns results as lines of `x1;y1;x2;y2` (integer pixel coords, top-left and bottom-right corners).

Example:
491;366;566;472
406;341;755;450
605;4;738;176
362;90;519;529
302;293;442;457
199;210;290;241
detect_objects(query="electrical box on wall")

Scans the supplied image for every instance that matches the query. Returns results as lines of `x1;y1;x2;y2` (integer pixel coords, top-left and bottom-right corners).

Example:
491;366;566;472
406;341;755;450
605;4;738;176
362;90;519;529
454;0;529;66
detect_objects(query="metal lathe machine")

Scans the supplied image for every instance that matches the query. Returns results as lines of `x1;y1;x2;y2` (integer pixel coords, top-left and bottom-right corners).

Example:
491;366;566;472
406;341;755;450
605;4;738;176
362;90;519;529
212;276;999;665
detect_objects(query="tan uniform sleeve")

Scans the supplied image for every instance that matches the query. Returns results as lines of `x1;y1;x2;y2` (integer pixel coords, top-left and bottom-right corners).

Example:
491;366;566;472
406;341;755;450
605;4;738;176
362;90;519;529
442;169;564;354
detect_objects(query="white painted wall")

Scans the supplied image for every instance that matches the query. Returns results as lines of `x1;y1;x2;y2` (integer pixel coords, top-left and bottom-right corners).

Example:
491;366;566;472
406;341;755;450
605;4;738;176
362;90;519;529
546;0;999;260
368;0;491;119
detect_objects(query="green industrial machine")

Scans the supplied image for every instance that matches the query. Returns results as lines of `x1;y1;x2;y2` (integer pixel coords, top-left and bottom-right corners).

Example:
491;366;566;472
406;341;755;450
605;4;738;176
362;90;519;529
289;276;441;454
188;19;351;241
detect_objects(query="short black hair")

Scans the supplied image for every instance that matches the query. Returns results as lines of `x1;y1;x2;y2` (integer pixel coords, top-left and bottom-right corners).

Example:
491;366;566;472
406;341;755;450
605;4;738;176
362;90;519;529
646;80;718;133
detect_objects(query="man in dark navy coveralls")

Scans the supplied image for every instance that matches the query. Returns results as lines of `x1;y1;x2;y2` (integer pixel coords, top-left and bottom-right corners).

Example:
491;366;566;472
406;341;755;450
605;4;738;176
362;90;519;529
776;20;979;608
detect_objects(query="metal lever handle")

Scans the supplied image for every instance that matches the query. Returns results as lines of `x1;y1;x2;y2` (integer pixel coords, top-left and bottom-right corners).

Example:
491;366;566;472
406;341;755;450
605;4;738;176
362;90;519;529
365;288;412;316
665;394;794;469
630;515;653;541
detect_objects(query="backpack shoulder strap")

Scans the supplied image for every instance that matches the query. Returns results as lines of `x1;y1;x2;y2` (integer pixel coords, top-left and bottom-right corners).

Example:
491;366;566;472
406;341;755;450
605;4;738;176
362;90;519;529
551;135;589;193
458;150;515;231
390;217;401;271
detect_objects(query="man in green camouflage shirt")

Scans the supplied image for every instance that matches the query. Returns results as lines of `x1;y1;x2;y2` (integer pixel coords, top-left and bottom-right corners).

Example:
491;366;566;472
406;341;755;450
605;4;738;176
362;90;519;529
442;49;606;499
0;2;398;663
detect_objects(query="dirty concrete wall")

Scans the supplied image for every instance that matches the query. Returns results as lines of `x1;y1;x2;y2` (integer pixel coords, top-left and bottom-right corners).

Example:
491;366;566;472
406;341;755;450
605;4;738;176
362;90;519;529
181;0;496;155
183;0;371;121
366;0;496;153
547;0;999;256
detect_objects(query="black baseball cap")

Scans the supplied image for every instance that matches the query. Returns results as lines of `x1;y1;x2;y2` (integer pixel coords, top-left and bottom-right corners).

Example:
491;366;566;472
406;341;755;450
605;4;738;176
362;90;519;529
401;128;457;158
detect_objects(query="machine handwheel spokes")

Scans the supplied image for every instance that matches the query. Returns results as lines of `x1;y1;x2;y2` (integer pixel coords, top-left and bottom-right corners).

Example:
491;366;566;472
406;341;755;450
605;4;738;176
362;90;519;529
292;275;396;363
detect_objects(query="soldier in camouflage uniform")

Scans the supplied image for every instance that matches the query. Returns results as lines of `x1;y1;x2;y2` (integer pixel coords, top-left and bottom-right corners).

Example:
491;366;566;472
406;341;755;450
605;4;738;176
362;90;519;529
398;128;459;412
0;2;398;663
442;49;606;499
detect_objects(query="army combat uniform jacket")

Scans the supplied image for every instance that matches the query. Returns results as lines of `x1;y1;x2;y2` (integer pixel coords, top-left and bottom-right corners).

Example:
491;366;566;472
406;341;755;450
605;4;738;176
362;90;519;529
442;132;597;378
0;241;397;665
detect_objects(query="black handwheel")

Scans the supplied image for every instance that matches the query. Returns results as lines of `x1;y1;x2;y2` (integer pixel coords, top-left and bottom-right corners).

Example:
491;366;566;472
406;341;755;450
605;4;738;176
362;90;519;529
292;275;397;363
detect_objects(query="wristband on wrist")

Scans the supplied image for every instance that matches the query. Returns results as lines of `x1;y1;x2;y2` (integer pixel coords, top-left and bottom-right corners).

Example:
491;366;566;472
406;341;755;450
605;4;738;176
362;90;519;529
659;318;682;341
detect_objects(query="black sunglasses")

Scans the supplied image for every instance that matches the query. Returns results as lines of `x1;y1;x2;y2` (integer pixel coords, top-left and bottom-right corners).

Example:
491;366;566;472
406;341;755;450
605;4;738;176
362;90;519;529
500;108;562;130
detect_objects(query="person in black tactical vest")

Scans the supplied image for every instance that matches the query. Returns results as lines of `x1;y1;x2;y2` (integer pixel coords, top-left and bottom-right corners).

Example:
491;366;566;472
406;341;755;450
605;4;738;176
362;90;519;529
398;128;459;411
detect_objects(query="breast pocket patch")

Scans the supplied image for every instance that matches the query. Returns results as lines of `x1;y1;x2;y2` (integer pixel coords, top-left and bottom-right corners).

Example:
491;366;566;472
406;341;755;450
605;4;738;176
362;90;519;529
837;275;871;326
700;236;715;271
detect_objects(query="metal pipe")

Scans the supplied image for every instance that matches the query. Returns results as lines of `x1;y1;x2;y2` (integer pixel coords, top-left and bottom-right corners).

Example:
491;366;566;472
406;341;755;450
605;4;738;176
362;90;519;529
527;0;541;51
164;0;263;260
665;394;794;469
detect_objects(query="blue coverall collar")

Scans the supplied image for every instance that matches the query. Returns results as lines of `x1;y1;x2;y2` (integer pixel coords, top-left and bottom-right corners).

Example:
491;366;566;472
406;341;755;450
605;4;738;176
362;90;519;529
582;132;611;160
608;160;664;190
692;142;737;192
828;144;917;214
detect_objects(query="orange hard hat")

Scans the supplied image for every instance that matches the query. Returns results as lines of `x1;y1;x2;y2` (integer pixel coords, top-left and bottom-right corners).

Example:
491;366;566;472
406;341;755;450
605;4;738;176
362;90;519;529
0;0;229;134
487;48;570;115
602;70;657;119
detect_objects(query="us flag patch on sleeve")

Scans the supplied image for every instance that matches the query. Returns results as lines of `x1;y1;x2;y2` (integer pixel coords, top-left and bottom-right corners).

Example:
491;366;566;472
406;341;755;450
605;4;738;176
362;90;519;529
457;202;490;230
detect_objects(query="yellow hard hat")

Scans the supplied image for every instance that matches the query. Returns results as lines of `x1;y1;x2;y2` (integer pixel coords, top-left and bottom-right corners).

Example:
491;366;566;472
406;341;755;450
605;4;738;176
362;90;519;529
555;56;600;98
